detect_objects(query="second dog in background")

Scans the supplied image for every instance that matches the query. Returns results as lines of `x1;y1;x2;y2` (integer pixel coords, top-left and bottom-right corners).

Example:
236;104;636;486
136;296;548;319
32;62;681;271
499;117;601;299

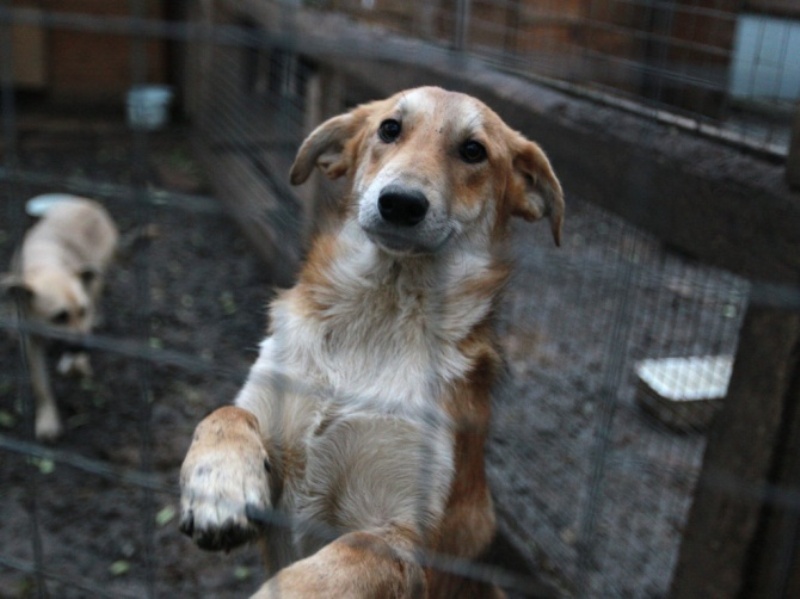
2;195;118;442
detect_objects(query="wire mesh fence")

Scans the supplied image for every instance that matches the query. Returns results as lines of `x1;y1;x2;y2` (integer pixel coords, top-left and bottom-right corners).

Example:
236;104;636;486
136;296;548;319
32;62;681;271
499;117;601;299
1;1;799;598
327;0;799;156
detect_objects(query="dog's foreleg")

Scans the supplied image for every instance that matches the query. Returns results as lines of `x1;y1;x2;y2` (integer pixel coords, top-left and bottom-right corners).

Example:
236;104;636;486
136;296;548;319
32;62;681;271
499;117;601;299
251;526;426;599
24;336;62;442
179;406;273;551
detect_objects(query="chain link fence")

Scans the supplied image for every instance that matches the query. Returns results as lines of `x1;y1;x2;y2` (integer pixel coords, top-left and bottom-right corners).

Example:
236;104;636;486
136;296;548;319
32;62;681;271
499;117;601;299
1;1;799;598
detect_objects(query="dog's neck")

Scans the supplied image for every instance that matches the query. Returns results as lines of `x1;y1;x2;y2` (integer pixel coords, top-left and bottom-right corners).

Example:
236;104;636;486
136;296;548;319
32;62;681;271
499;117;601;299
295;221;508;338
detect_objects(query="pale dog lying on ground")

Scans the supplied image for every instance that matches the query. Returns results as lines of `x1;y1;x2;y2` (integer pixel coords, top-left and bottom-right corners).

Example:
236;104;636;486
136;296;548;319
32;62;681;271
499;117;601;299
2;195;118;441
180;86;564;598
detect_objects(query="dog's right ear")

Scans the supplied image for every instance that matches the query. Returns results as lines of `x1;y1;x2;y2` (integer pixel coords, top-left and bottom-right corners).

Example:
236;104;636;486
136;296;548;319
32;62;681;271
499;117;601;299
509;137;565;247
289;109;366;186
79;267;99;289
0;274;33;304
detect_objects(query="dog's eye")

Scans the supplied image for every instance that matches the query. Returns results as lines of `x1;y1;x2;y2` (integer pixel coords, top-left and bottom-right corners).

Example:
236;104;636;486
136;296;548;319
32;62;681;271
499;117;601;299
460;140;487;164
378;119;402;143
51;311;69;325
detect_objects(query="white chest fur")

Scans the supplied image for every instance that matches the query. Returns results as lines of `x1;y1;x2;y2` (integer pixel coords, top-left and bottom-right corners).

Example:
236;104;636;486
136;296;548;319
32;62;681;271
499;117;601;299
282;234;491;412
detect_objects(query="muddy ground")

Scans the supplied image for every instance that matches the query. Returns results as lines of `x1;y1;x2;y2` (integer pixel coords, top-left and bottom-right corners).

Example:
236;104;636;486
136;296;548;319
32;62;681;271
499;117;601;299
0;105;747;598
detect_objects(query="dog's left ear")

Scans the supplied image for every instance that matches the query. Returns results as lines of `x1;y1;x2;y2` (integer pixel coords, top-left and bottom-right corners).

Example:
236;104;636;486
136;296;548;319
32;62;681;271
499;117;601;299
509;139;565;247
290;111;363;186
0;273;33;304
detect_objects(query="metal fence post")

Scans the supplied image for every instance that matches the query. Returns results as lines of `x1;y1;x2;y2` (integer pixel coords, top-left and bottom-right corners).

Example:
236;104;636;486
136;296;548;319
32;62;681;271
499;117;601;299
788;102;800;189
453;0;470;52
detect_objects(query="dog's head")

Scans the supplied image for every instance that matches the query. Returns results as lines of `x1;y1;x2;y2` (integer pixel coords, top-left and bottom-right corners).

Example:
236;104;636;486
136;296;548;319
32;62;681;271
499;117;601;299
290;86;564;256
2;268;96;334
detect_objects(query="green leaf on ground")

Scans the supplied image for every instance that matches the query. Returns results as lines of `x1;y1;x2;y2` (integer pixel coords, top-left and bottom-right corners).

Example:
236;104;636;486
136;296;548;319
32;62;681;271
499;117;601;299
109;560;130;576
29;457;55;475
155;505;176;527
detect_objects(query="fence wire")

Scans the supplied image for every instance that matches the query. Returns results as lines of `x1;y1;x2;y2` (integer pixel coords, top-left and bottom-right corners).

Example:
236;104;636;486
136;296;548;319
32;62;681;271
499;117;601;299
1;1;799;598
327;0;798;156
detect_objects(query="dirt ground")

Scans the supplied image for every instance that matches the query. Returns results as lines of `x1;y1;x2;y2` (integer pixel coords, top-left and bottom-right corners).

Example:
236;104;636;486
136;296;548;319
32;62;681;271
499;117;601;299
0;105;748;598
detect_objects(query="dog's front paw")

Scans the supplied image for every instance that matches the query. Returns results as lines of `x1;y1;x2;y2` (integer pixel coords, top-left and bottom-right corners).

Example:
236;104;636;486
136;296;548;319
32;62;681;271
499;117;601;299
179;406;272;552
35;403;63;442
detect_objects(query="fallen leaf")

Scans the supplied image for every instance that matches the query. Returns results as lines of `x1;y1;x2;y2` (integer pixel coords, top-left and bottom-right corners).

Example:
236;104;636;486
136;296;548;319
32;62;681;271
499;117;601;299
156;505;176;527
109;560;130;576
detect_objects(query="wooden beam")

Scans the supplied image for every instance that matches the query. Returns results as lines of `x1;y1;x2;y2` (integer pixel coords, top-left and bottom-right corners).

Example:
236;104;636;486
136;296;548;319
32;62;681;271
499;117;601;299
669;306;800;599
742;337;800;598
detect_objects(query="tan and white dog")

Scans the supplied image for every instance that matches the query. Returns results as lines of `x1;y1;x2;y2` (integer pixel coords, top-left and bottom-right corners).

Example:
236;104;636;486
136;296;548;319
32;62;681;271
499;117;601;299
179;87;564;598
2;195;118;441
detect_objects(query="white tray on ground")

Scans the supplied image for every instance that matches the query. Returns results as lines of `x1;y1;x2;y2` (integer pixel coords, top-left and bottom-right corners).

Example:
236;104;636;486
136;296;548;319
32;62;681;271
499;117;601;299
635;355;733;432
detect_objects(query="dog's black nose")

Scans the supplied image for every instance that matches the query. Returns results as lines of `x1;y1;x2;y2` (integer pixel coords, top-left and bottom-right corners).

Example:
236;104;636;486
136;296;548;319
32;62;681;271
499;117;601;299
378;187;429;227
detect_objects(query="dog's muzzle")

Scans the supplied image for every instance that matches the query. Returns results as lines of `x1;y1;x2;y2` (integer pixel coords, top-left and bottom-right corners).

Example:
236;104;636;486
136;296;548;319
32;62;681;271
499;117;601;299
361;184;453;255
378;186;429;227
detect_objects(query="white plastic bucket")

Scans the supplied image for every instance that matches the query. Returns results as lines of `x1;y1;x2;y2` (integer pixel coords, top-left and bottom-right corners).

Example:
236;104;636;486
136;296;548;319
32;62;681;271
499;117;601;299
126;85;174;130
